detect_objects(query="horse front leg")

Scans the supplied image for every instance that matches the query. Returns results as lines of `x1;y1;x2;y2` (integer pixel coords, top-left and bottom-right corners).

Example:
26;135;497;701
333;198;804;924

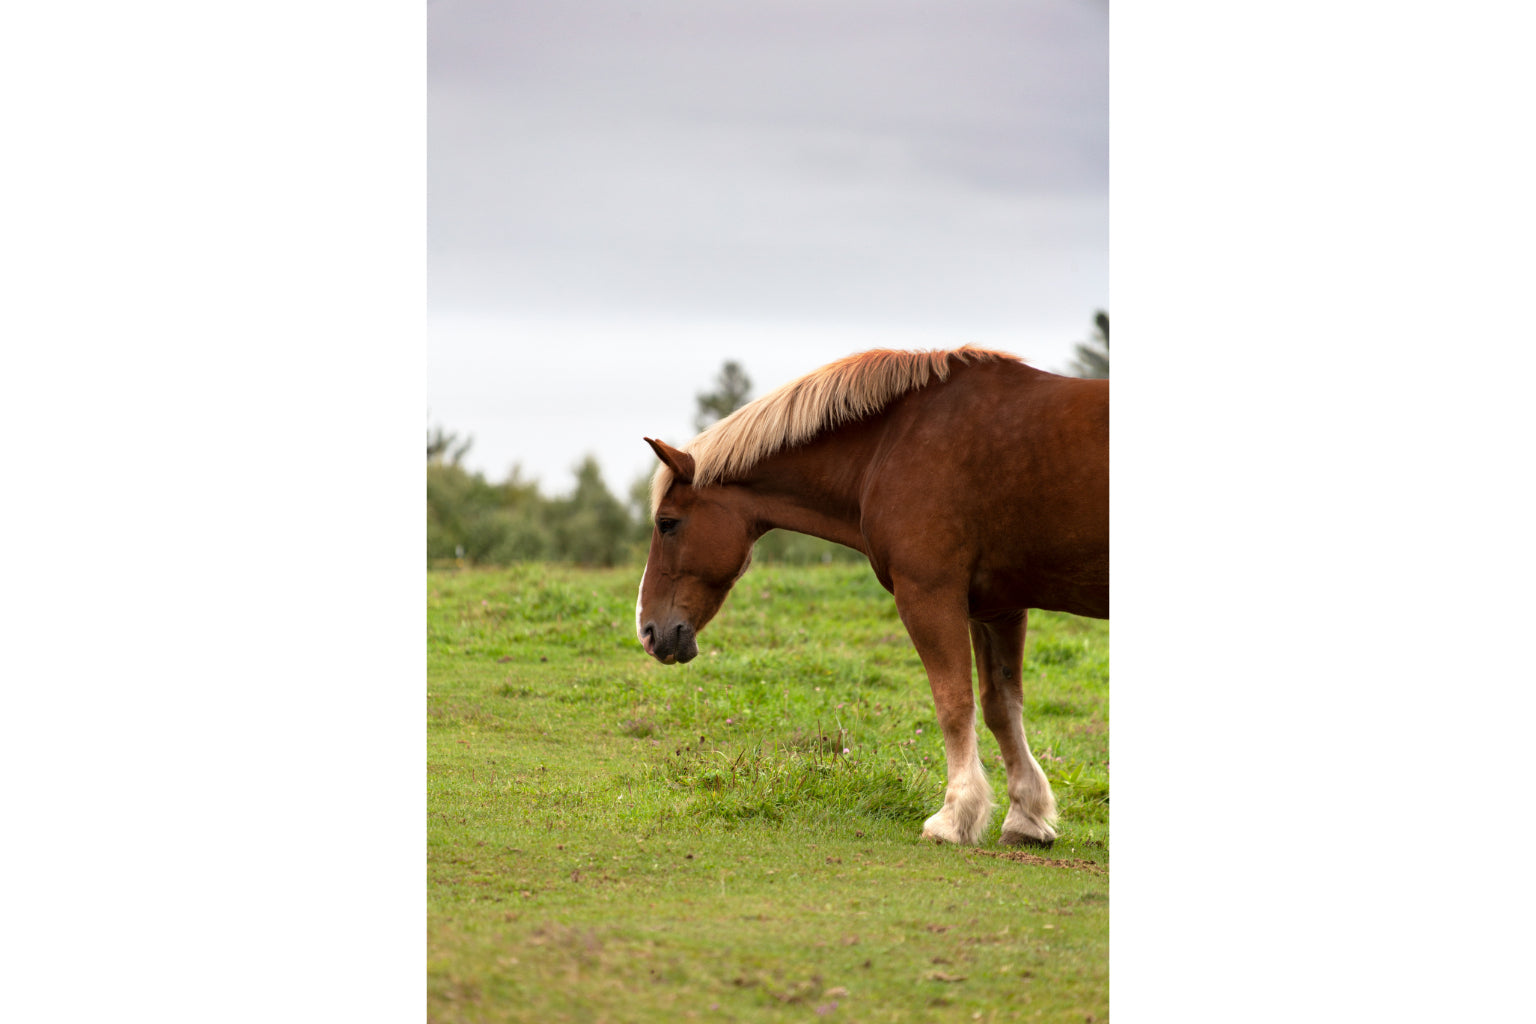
972;612;1058;846
894;584;994;845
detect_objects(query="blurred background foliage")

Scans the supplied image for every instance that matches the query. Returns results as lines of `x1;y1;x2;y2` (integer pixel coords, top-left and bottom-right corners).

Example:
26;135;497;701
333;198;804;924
428;314;1105;568
426;446;862;569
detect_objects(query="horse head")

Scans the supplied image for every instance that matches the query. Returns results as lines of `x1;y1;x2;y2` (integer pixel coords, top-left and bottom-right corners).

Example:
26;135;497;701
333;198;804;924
635;437;755;665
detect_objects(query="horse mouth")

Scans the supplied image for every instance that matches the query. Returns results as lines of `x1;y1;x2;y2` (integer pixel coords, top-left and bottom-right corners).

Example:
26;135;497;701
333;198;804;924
641;622;698;664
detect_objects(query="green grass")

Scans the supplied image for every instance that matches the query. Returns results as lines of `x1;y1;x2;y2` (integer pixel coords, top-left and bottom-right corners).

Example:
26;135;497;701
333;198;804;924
429;562;1108;1023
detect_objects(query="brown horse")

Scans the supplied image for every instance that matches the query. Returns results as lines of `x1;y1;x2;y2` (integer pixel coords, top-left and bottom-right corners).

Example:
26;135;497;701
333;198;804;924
636;346;1107;846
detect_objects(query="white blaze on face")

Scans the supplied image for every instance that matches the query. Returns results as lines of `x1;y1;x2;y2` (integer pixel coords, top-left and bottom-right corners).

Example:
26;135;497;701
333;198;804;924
634;564;647;646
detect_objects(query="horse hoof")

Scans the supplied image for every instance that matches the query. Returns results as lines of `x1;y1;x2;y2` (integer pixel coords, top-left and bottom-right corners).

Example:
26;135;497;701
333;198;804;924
1000;828;1056;848
921;814;977;844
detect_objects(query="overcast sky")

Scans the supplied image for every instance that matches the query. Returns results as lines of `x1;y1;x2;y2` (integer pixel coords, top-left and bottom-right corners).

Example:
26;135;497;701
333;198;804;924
429;0;1107;496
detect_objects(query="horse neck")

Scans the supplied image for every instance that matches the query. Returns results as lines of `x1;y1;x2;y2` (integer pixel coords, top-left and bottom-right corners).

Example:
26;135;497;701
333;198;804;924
732;420;883;555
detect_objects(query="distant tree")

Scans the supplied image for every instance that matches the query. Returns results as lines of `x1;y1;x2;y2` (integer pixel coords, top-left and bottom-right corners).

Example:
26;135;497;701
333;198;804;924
628;472;658;544
694;361;753;433
548;456;633;566
425;417;556;564
426;423;654;567
628;473;653;522
1068;311;1109;379
427;459;504;562
427;424;473;465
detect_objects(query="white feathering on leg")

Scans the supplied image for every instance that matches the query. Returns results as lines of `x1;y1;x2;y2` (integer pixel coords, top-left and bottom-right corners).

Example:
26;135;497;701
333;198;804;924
921;727;996;845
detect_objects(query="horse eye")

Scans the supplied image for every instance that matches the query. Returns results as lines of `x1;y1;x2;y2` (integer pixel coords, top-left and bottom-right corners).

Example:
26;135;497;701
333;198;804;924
657;518;679;535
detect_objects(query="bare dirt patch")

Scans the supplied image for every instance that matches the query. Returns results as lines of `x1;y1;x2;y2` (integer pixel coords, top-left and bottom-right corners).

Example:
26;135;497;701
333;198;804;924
968;849;1106;873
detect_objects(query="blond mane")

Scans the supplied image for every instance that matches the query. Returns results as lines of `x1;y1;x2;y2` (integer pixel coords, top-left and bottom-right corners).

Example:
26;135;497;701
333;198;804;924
650;345;1018;512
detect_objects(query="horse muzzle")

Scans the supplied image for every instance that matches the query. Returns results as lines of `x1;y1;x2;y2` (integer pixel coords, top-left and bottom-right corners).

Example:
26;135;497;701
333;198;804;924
641;620;698;665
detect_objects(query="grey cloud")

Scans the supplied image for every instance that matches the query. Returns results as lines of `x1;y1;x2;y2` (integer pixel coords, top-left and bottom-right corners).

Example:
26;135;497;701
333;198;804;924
430;0;1105;322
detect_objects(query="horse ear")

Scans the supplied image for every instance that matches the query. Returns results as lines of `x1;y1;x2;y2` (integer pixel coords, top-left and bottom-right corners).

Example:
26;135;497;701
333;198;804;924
644;437;695;483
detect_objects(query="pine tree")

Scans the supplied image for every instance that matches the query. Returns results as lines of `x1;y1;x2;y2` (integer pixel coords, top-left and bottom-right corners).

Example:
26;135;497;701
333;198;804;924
694;361;753;432
1069;311;1109;379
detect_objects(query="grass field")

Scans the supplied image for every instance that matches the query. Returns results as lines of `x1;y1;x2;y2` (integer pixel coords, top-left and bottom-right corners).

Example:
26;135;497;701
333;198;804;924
428;562;1109;1023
